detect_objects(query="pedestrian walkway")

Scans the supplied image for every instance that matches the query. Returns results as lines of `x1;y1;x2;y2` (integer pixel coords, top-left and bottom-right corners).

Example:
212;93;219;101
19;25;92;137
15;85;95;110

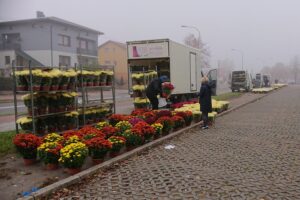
51;86;300;199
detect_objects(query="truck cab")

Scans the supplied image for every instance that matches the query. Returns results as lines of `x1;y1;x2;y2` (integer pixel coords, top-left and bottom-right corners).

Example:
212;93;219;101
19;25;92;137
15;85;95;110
231;70;253;92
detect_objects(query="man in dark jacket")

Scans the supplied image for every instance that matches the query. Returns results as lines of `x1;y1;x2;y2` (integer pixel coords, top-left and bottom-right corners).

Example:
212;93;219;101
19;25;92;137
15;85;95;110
199;76;212;129
146;75;169;110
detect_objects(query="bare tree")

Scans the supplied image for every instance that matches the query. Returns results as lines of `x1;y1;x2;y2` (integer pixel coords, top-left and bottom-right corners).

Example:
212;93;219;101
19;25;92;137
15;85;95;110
183;33;211;68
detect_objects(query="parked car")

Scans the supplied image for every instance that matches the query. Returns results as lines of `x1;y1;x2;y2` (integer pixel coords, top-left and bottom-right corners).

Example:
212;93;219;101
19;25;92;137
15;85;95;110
231;70;253;92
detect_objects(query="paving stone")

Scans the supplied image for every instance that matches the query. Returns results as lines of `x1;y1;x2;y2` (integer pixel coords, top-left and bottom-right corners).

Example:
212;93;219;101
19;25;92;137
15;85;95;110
54;86;300;199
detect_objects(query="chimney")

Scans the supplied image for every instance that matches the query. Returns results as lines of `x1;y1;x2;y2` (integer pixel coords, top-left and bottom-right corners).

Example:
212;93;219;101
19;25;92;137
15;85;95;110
36;11;45;18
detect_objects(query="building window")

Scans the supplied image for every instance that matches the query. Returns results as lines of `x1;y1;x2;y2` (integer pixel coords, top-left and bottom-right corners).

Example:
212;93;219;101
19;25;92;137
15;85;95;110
59;55;71;66
5;56;11;65
58;34;71;47
78;39;88;49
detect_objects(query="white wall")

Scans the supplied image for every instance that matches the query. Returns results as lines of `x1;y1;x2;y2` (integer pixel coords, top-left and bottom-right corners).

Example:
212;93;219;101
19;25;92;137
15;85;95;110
25;50;78;66
0;50;15;69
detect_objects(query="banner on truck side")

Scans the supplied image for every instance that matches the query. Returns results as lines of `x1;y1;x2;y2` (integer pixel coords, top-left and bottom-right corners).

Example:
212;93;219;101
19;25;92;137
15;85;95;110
127;42;169;59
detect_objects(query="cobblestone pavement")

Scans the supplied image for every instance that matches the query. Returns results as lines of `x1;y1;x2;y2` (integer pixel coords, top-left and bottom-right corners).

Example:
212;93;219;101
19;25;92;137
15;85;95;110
52;86;300;200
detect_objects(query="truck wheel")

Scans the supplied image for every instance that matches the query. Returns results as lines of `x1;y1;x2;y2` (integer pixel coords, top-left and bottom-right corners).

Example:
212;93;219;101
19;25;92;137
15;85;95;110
232;89;235;92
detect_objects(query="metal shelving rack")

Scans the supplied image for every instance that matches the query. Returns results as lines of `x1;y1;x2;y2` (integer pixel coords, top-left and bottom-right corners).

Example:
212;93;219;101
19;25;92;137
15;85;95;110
77;65;116;127
129;65;157;108
12;61;116;134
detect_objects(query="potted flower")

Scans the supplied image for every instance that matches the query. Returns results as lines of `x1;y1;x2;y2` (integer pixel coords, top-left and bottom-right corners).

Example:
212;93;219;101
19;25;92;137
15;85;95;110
108;114;125;126
62;92;77;111
15;70;29;91
64;111;79;130
13;133;42;165
31;69;43;91
208;112;217;125
151;123;163;139
155;116;173;135
157;110;172;118
193;111;202;123
64;135;82;146
36;94;48;115
134;122;155;143
39;71;51;91
161;82;174;98
171;115;185;130
43;132;64;143
38;141;63;170
93;71;101;86
134;98;150;109
59;142;88;174
121;129;143;151
131;108;151;116
131;73;144;85
107;136;126;157
115;121;132;134
105;71;114;86
59;71;70;90
174;111;193;126
49;69;62;91
96;121;110;130
101;126;118;139
66;69;77;90
132;85;145;97
17;117;34;131
99;71;107;86
85;137;112;164
128;117;145;126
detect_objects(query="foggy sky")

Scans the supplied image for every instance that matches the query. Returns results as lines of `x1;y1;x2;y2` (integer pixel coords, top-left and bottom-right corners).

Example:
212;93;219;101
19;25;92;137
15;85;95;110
1;0;300;72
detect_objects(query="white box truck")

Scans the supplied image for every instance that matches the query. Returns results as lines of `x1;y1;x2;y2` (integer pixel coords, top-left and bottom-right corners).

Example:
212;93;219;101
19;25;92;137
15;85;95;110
127;39;217;103
231;70;253;92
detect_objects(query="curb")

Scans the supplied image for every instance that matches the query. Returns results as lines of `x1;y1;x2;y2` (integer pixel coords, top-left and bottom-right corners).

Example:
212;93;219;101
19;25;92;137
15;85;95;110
17;87;283;200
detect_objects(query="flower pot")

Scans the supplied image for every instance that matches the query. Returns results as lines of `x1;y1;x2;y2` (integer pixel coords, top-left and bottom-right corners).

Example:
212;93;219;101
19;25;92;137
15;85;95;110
16;86;27;91
40;86;51;91
100;82;106;86
106;82;112;86
153;134;161;140
87;82;94;87
68;84;76;90
60;85;68;90
51;85;59;91
110;151;121;158
48;126;57;132
46;163;59;170
32;86;41;91
38;107;47;115
66;168;81;175
66;105;75;111
93;82;100;86
92;158;104;165
23;158;36;166
58;107;65;112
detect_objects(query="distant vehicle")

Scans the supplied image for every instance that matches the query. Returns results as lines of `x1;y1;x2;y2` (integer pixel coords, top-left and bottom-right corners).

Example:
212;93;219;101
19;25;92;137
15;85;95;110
263;75;271;87
253;73;263;88
126;39;217;103
231;70;253;92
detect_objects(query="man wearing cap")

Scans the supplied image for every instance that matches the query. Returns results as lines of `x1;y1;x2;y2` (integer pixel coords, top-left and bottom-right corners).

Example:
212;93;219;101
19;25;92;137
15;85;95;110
146;75;169;110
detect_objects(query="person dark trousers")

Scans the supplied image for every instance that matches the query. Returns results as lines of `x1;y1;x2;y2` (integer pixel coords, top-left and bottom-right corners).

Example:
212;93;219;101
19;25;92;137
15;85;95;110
199;76;212;129
146;75;169;110
147;94;159;110
202;111;209;128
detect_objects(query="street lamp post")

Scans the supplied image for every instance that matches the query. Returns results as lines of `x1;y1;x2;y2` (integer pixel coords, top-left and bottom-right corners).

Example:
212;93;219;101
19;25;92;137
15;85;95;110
181;25;201;49
232;49;244;70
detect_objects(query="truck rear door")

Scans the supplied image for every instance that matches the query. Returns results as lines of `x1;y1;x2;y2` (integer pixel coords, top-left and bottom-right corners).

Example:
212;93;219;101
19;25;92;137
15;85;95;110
207;69;217;96
190;53;197;91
